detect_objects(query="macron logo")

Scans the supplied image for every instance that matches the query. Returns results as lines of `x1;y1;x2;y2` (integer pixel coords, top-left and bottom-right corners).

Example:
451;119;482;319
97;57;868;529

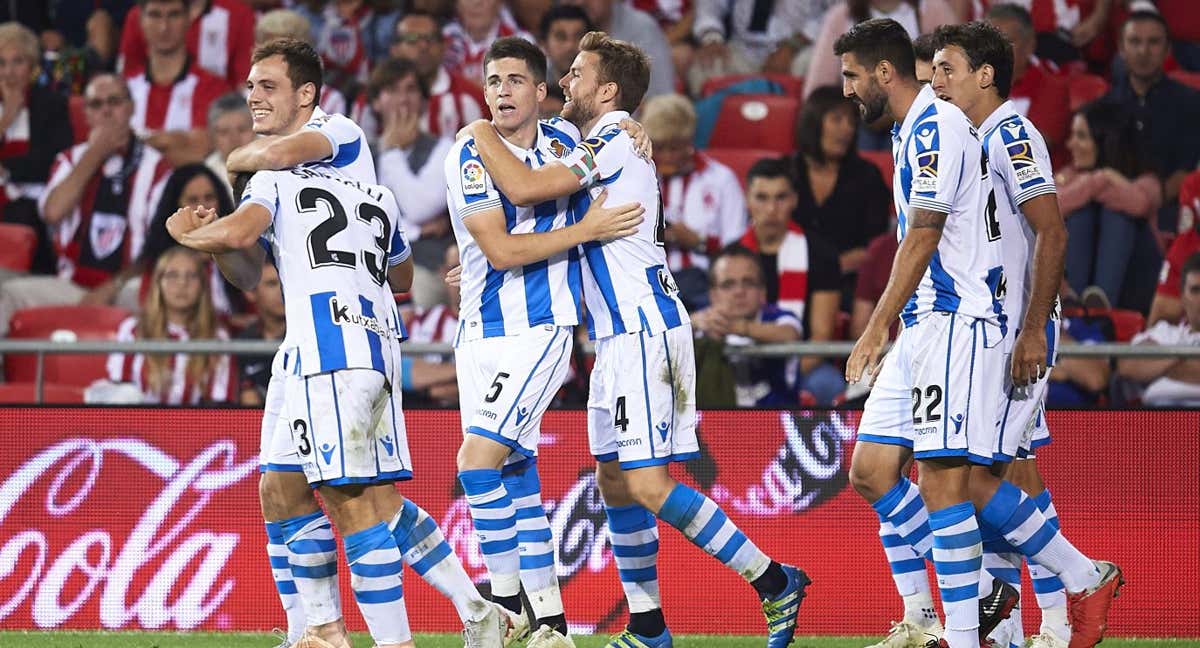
319;443;336;465
515;407;530;426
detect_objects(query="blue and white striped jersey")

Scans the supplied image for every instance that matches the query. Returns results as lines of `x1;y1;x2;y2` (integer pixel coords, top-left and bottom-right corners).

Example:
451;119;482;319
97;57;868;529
980;101;1059;330
304;107;377;183
558;110;689;340
444;119;584;343
243;165;409;377
893;86;1006;333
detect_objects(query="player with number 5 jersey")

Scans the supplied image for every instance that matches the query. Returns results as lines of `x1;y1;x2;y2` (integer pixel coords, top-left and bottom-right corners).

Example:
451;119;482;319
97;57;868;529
462;31;809;648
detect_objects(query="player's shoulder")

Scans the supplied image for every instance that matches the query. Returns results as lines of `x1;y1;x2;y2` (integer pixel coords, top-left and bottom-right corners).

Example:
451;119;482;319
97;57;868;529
445;137;491;200
539;117;580;148
920;97;976;143
445;136;484;174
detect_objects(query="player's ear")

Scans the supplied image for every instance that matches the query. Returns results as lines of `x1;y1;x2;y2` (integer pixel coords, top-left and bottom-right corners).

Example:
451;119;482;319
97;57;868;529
876;60;892;86
298;81;317;109
979;63;995;92
536;80;547;103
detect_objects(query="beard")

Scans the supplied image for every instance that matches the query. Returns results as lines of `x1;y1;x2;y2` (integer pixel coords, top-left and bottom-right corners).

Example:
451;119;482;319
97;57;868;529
856;90;888;125
562;94;596;128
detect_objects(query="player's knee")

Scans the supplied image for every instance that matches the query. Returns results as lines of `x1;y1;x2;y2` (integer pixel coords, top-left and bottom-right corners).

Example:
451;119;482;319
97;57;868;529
594;461;629;503
849;451;893;502
624;469;676;512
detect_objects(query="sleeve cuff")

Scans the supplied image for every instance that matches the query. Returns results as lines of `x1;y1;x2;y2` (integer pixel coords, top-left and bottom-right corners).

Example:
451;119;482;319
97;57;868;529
244;196;277;218
907;197;951;213
1014;184;1058;206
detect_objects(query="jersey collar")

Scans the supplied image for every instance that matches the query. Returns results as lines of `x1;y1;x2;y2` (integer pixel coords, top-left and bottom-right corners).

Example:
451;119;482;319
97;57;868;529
897;85;936;138
585;110;630;139
979;100;1018;137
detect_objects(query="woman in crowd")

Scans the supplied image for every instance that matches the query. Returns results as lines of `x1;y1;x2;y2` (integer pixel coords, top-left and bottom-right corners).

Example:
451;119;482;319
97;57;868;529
1057;100;1162;311
106;246;235;405
0;21;74;276
141;163;243;317
789;86;890;306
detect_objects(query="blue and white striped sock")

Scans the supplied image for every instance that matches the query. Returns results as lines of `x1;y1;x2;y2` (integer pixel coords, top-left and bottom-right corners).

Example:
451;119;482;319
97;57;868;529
928;502;982;647
391;499;490;623
458;468;522;598
503;466;564;619
982;548;1024;647
871;479;935;559
606;504;662;613
979;482;1099;593
278;510;342;627
344;522;411;645
264;521;306;642
1029;489;1071;640
878;518;938;627
656;483;770;582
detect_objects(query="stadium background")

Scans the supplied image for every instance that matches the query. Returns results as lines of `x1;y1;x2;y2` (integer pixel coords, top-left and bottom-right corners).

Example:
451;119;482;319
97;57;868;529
1;407;1195;638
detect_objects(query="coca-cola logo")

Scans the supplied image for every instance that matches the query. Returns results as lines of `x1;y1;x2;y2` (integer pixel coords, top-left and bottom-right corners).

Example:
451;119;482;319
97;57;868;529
717;411;853;516
0;438;257;629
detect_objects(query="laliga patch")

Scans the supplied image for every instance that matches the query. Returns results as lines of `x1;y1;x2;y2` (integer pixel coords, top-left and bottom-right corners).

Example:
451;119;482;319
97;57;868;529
460;159;486;195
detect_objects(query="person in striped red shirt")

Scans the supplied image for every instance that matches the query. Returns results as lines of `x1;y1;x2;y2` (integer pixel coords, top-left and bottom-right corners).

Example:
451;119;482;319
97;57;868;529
117;0;256;90
389;10;487;137
105;246;236;404
124;0;231;166
442;0;536;87
0;74;172;337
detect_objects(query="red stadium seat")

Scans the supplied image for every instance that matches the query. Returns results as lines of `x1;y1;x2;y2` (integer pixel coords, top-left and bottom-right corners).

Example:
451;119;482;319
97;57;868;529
708;95;799;153
0;382;86;404
1068;74;1109;112
6;305;131;386
1105;308;1146;343
859;149;894;185
1169;69;1200;91
700;73;805;99
69;94;89;143
0;223;36;272
703;148;779;190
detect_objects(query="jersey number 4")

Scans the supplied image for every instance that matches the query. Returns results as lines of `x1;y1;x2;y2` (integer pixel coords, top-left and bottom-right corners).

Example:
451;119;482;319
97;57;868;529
299;187;391;286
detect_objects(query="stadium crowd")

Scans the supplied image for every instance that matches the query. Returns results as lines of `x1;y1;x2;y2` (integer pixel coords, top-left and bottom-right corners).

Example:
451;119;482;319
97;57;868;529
0;0;1198;407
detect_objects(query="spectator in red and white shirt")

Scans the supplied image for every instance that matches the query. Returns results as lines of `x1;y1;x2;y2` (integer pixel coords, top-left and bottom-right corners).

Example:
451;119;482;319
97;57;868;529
386;10;486;137
641;93;745;309
106;246;236;405
118;0;256;91
0;22;74;276
442;0;535;87
1149;171;1200;326
254;9;349;116
539;5;594;84
987;3;1072;160
400;244;461;406
124;0;230;166
0;74;171;336
298;0;401;99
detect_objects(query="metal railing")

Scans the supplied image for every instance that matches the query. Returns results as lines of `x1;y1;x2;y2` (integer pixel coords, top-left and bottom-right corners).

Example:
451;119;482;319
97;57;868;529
2;338;1197;403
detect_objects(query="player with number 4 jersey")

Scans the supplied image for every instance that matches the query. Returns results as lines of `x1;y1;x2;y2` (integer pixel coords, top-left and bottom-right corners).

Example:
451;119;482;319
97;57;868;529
463;31;809;648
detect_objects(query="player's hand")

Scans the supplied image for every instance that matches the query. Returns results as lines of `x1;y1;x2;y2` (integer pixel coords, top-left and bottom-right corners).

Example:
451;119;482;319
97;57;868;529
618;118;653;160
582;188;644;241
455;119;491;142
166;205;216;243
1011;325;1048;388
846;323;889;386
444;264;462;288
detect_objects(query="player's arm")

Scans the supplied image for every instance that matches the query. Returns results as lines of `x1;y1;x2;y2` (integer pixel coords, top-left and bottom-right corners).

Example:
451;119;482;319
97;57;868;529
214;244;267;292
226;130;334;173
168;202;273;254
388;259;414;293
1011;192;1068;385
845;208;946;382
466;121;581;206
464;190;643;270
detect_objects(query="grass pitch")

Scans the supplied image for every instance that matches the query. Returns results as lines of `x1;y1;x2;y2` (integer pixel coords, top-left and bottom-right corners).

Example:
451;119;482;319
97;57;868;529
0;633;1197;648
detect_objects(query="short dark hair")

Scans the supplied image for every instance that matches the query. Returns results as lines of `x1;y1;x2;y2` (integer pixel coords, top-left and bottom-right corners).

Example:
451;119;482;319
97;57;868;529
1181;252;1200;289
539;5;594;41
986;3;1034;38
912;33;938;63
710;244;764;287
833;18;917;80
579;31;651;113
252;39;323;101
367;57;428;102
796;85;859;162
931;21;1015;99
138;0;187;9
1122;9;1170;38
746;157;798;192
483;36;547;85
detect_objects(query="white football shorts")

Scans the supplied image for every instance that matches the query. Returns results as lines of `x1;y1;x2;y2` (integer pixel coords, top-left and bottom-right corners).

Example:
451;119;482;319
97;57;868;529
282;365;412;486
857;312;1006;464
589;324;699;469
259;348;302;472
455;324;573;467
995;318;1061;460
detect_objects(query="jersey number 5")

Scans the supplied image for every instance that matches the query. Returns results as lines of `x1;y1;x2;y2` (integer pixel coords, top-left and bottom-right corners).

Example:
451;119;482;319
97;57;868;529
299;187;391;286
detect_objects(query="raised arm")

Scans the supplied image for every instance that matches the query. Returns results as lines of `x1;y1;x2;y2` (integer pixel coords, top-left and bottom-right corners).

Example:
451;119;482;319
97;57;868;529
467;121;582;206
168;202;273;254
225;130;334;173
